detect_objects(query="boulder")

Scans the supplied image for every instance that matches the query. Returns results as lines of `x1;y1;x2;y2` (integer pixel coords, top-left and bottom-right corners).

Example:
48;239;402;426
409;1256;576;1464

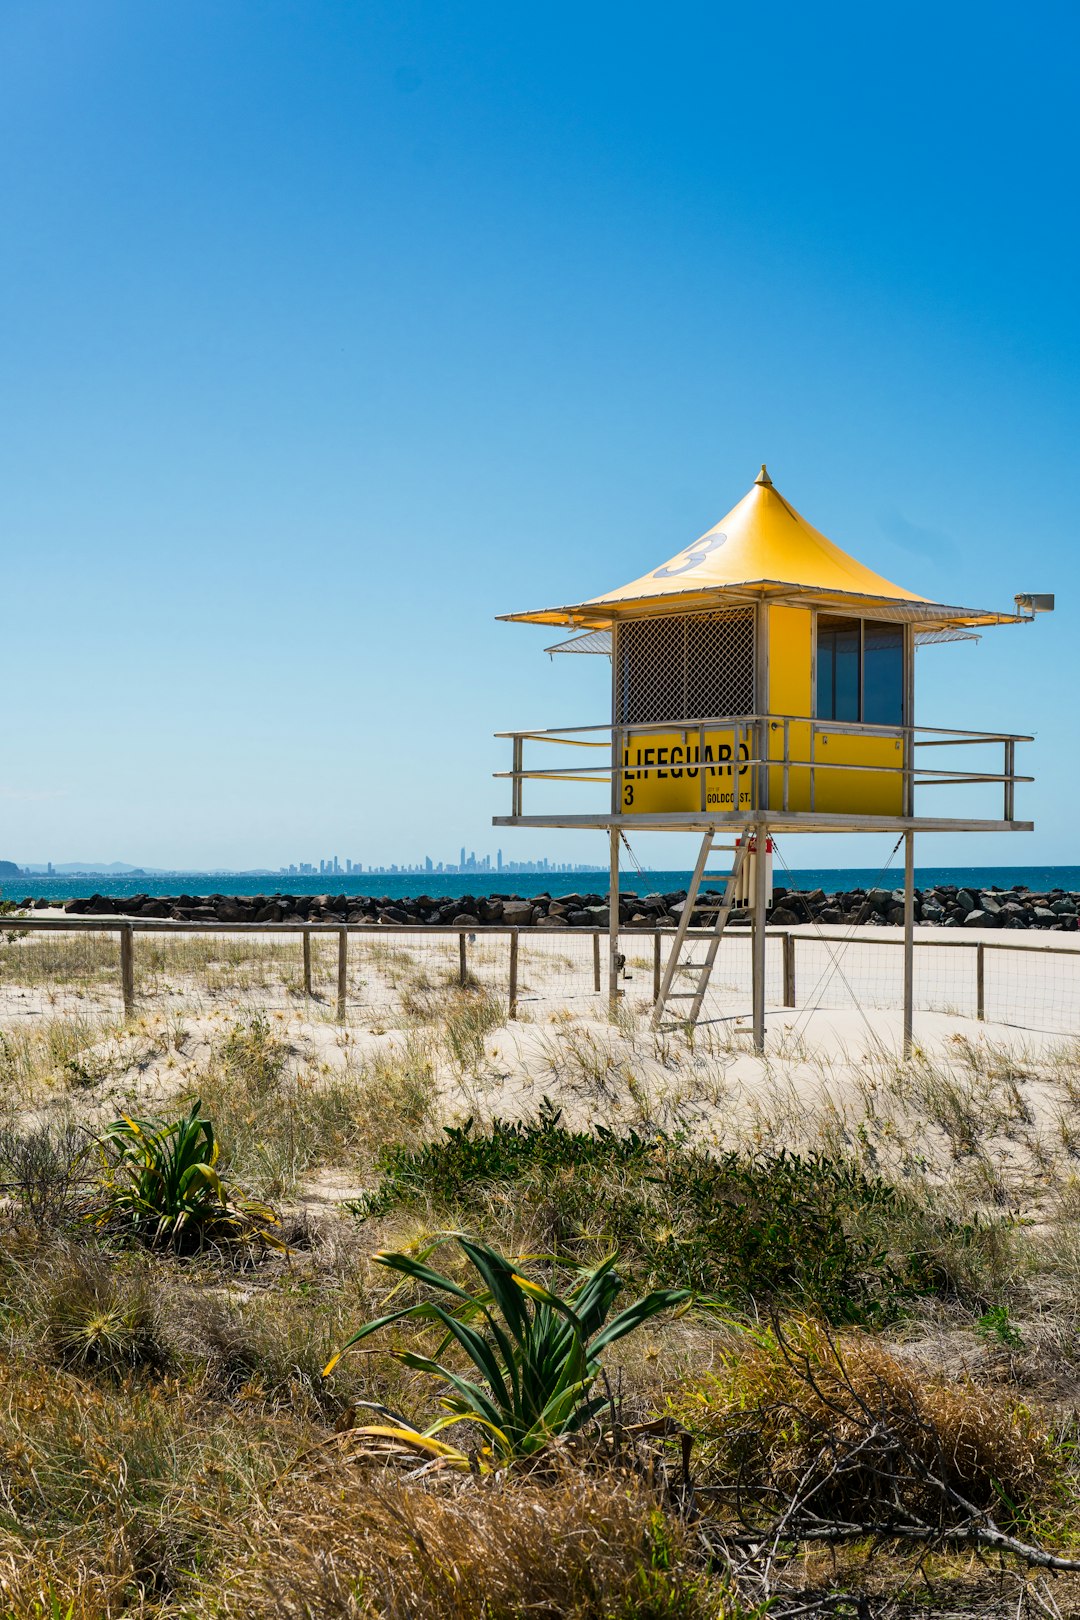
768;906;801;926
501;900;535;925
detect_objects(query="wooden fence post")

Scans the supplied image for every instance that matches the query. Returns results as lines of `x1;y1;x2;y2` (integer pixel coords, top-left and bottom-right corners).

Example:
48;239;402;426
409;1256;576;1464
459;932;468;987
120;924;135;1018
976;941;985;1022
302;929;312;997
783;931;796;1008
592;932;601;993
509;931;519;1019
336;928;347;1023
652;932;661;1002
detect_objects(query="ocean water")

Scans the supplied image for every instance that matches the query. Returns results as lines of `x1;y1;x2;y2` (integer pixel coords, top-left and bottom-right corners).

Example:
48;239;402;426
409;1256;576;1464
5;866;1080;904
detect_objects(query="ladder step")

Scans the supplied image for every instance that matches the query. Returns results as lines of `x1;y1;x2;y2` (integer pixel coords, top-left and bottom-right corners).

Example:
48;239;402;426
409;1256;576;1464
651;830;748;1031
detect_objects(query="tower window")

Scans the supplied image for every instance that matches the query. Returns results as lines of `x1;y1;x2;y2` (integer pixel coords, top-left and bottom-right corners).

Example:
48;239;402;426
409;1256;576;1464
816;615;904;726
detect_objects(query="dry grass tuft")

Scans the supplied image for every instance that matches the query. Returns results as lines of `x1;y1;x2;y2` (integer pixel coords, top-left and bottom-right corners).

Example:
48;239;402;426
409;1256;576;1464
670;1317;1059;1524
0;1354;307;1616
41;1247;173;1378
216;1463;727;1620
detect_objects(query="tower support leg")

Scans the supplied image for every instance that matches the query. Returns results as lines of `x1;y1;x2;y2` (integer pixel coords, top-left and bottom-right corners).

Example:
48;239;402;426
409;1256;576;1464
608;828;620;1017
752;823;768;1052
903;831;915;1057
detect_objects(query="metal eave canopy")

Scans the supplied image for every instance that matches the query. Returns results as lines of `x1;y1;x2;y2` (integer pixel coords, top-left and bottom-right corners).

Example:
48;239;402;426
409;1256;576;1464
517;583;1025;635
545;623;982;655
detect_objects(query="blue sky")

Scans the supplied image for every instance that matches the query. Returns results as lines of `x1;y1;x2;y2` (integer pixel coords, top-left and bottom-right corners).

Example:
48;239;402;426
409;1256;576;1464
2;0;1076;873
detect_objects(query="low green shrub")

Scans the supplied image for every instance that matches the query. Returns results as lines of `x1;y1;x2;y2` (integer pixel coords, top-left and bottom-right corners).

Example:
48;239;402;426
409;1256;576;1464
355;1100;654;1215
350;1103;989;1322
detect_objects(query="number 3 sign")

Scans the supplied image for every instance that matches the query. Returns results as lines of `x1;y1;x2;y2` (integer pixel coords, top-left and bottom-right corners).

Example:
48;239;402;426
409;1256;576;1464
651;531;727;579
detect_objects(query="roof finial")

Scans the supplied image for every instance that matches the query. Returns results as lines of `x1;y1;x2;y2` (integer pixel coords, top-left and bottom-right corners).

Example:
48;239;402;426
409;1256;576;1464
755;463;773;487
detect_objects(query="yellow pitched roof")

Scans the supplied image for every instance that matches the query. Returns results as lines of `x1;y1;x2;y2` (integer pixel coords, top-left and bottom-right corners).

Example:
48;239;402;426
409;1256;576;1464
502;467;1022;631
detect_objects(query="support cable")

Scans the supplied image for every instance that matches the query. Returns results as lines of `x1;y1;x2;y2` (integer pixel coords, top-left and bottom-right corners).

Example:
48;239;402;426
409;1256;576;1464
772;837;904;1053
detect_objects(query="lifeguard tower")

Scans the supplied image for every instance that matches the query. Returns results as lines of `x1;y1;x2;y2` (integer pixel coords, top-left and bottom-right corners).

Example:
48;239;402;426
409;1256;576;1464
494;466;1049;1052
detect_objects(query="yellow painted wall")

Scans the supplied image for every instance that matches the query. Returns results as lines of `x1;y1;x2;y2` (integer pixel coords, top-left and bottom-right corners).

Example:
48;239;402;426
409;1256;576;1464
766;606;812;809
620;729;753;815
810;730;904;815
616;605;905;817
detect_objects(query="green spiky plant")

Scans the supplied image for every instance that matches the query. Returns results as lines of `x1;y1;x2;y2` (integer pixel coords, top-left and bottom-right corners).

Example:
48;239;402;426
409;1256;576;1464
324;1235;690;1466
92;1099;283;1250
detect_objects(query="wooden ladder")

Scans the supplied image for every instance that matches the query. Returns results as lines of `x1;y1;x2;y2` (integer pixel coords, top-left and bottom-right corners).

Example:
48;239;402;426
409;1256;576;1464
651;833;748;1029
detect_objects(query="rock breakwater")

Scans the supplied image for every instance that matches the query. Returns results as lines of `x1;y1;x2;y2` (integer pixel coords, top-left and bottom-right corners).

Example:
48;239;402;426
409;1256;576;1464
23;884;1080;930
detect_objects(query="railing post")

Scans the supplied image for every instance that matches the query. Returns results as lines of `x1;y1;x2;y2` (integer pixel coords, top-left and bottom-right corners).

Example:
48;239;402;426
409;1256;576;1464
653;932;661;1001
512;735;523;817
608;826;621;1015
976;941;985;1022
120;924;135;1018
509;930;519;1019
336;928;347;1023
459;932;468;987
902;831;915;1057
1004;738;1016;822
302;929;312;996
782;719;790;813
755;718;767;811
592;931;601;993
782;930;796;1007
751;821;768;1052
698;723;707;813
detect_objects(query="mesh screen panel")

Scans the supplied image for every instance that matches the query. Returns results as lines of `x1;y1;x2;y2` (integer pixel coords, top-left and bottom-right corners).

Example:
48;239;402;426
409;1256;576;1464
616;610;755;725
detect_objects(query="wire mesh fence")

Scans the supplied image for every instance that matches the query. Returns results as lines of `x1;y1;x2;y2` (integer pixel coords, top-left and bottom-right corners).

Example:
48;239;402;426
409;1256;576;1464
1;921;1080;1038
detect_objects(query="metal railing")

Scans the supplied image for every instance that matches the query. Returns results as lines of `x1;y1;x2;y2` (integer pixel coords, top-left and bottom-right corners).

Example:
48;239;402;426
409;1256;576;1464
1;916;1078;1037
495;713;1033;821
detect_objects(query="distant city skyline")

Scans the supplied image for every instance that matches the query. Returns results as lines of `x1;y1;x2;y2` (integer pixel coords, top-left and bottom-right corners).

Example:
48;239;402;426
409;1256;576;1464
14;851;603;878
278;849;597;878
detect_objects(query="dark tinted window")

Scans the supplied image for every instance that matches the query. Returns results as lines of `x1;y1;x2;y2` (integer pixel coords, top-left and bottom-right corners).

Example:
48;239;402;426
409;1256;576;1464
815;616;904;725
863;622;903;725
816;616;861;722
